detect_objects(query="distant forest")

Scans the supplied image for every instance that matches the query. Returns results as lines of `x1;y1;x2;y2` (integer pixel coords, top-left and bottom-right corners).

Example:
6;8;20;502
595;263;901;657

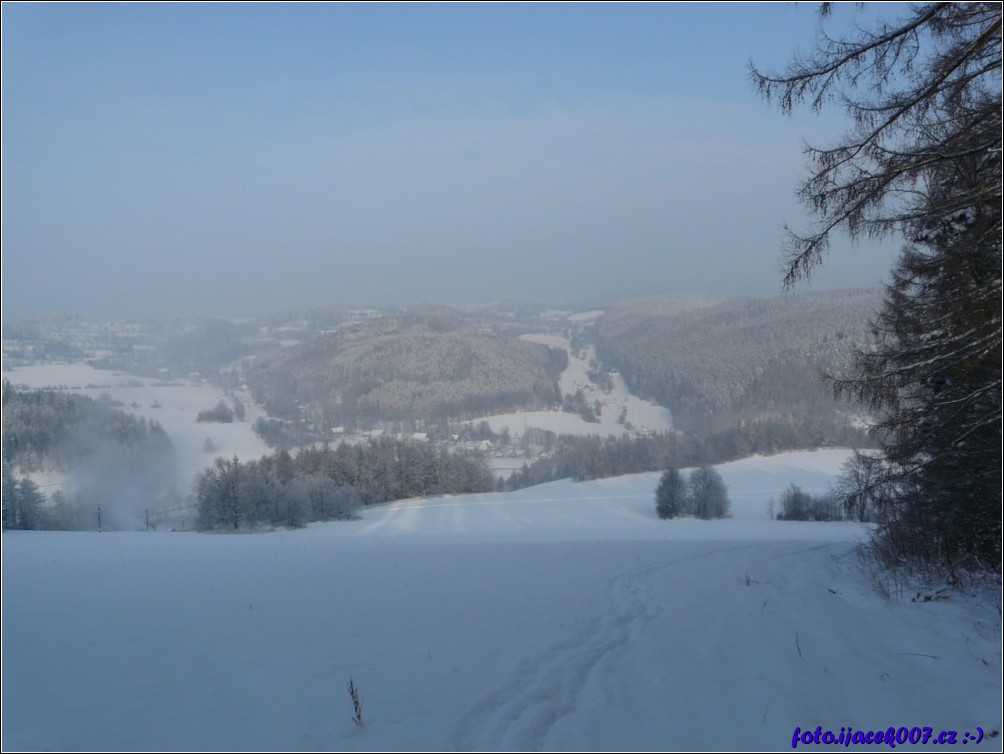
506;416;871;490
594;289;879;433
244;314;567;428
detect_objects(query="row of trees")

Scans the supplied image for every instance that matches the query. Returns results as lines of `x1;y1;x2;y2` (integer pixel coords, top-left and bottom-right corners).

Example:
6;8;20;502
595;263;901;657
0;465;97;531
196;437;495;530
655;466;731;520
772;483;847;523
251;416;321;449
506;417;871;491
196;456;361;530
753;3;1001;572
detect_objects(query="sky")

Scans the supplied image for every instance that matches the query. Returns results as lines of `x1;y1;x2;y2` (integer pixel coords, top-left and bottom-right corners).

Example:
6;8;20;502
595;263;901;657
1;3;904;321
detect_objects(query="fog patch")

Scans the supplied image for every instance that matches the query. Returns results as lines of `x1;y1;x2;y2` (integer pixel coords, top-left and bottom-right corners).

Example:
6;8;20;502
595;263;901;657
59;416;180;531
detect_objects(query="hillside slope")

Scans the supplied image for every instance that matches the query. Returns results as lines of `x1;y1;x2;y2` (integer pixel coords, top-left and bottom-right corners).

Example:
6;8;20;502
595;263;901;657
595;289;880;432
245;314;566;428
3;450;999;751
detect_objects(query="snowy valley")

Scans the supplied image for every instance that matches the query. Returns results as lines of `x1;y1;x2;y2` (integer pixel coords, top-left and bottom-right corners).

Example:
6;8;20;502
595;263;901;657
6;4;1000;750
2;295;999;752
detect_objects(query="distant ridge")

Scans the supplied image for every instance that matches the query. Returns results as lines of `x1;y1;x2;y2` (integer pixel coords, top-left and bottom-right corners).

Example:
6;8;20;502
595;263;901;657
244;313;566;428
595;288;881;433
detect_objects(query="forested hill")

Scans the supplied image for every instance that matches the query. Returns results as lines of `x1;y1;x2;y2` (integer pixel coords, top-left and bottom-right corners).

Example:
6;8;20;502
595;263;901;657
594;289;880;433
244;314;567;428
2;382;174;474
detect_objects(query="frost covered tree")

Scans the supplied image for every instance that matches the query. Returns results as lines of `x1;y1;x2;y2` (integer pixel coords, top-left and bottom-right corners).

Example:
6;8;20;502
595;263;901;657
196;456;248;530
752;3;1002;571
2;465;43;530
284;474;358;524
837;188;1001;565
655;467;688;519
331;484;362;520
194;438;486;531
1;464;18;530
15;478;45;530
776;483;844;522
688;466;730;520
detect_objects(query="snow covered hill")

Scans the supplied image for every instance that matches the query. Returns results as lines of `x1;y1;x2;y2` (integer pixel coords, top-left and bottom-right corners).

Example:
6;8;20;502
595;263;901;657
2;450;1000;751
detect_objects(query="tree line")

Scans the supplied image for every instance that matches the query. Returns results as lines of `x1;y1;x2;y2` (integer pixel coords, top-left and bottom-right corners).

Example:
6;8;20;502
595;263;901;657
507;416;871;491
196;437;495;531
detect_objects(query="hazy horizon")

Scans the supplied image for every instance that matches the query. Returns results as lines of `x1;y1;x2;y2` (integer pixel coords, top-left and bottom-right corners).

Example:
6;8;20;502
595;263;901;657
2;3;902;322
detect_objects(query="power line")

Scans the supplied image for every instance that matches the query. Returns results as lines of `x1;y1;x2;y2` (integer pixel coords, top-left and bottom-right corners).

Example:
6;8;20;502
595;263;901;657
147;501;199;516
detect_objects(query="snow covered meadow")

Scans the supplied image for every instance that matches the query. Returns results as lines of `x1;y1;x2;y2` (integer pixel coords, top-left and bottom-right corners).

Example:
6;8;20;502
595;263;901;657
3;449;1000;752
4;363;271;489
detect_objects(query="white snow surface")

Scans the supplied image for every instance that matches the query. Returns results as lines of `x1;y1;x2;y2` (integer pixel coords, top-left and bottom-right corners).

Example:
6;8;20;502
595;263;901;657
3;449;1000;752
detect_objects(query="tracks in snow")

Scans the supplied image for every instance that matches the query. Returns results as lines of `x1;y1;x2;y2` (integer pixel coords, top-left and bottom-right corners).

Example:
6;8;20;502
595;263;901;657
450;544;757;752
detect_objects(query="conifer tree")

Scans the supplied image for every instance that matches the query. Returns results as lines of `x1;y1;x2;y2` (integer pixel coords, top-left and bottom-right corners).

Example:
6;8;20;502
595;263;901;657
752;3;1001;570
655;467;688;519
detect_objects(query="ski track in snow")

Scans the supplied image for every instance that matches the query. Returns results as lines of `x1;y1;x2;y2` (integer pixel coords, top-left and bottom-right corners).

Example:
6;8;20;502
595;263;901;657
5;447;998;752
451;543;767;751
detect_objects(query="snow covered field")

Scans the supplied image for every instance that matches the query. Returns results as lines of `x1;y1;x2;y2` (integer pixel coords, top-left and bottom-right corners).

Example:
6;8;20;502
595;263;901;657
5;363;270;491
3;449;999;752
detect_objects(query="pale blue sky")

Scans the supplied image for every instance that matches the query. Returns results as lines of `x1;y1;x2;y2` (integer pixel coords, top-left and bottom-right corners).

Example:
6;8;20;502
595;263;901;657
2;3;902;320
